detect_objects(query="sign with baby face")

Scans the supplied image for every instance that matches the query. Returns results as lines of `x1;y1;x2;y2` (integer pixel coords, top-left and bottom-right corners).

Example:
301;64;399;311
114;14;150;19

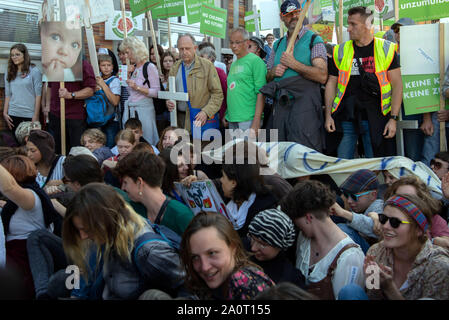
40;21;83;82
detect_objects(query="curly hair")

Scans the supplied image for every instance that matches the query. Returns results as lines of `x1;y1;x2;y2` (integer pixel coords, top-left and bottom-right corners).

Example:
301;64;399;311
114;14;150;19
80;128;106;146
281;180;336;221
119;36;149;64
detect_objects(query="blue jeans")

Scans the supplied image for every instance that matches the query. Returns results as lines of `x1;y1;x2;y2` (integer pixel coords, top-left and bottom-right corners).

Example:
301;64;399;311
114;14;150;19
338;284;369;300
101;120;120;149
421;112;449;166
337;121;373;159
337;223;370;254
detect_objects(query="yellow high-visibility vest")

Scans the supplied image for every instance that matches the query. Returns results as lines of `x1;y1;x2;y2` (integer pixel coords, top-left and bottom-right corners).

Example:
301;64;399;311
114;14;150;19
332;38;396;116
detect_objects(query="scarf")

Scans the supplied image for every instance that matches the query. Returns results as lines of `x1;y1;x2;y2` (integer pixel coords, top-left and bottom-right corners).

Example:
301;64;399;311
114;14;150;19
226;193;257;230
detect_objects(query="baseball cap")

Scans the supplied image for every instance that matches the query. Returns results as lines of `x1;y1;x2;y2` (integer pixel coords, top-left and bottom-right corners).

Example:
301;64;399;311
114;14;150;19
280;0;301;16
340;169;379;195
391;18;415;31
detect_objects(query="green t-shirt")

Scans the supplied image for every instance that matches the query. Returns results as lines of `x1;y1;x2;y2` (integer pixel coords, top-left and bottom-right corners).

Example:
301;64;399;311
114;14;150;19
160;199;194;236
226;53;267;122
114;187;147;218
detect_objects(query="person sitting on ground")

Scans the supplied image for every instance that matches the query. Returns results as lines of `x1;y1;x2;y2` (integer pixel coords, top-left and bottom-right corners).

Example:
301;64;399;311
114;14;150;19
246;208;306;289
383;176;449;249
14;121;41;146
339;193;449;300
61;183;185;300
180;211;274;300
0;155;61;299
111;118;159;155
330;169;384;254
26;130;65;190
102;129;136;187
281;180;365;300
430;152;449;180
255;282;318;300
80;128;113;165
156;126;182;152
114;150;194;236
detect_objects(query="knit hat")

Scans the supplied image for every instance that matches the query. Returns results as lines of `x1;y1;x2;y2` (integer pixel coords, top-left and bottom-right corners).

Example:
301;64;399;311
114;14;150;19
248;209;296;250
15;121;42;145
340;169;379;194
384;195;429;233
28;130;56;166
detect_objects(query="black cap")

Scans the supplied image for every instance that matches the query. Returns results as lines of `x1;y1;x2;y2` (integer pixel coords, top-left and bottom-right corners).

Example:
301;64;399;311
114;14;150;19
249;36;267;59
280;0;301;16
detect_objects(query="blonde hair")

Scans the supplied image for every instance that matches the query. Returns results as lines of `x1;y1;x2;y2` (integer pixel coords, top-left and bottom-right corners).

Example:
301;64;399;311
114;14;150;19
62;183;146;279
98;54;112;64
119;36;149;64
115;129;136;145
80;128;106;146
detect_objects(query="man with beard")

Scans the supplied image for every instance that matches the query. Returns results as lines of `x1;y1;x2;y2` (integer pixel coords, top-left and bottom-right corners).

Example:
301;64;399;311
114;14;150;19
264;0;327;151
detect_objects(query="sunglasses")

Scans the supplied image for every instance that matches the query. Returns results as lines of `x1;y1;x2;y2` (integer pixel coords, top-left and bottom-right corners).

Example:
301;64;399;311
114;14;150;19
342;190;372;202
430;159;449;170
378;213;410;228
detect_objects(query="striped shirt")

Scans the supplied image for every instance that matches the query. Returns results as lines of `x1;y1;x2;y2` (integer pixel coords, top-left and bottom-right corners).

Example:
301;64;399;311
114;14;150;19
267;27;327;70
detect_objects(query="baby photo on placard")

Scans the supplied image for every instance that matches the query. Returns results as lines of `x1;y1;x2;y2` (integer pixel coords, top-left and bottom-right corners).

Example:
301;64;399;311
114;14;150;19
40;21;83;82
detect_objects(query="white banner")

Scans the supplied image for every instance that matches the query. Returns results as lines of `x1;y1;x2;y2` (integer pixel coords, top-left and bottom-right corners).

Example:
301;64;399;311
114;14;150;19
259;1;280;30
104;11;145;40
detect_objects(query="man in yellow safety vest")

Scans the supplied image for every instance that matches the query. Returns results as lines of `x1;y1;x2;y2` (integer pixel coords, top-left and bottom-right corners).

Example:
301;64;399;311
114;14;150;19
324;6;403;158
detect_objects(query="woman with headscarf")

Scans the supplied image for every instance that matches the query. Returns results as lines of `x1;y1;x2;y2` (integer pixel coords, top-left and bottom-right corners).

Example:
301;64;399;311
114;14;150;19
25;130;65;189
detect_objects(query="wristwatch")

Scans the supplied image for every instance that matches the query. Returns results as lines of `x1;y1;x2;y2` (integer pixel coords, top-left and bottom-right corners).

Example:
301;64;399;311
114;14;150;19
71;92;76;99
390;114;399;121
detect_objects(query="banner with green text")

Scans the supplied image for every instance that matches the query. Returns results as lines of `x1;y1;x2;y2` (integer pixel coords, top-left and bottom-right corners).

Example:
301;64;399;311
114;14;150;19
129;0;158;17
152;0;185;19
185;0;214;24
200;4;227;39
399;0;449;22
245;10;261;32
334;0;374;27
401;23;449;115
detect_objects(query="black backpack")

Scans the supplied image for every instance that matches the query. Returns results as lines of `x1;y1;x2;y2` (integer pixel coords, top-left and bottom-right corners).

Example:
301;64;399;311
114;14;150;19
142;61;167;115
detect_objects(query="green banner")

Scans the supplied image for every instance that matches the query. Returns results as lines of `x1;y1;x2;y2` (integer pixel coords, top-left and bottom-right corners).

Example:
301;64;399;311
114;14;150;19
334;0;374;27
186;0;214;24
399;0;449;22
200;4;227;39
152;0;185;19
245;10;261;32
403;74;449;115
129;0;158;17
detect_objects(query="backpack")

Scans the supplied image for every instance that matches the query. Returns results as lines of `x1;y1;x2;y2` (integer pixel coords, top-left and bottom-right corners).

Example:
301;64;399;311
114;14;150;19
85;76;118;127
142;62;167;115
131;220;181;275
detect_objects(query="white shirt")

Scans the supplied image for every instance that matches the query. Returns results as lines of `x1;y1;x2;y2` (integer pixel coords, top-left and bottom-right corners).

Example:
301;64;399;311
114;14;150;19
6;190;52;242
35;156;66;188
296;232;365;299
214;60;227;74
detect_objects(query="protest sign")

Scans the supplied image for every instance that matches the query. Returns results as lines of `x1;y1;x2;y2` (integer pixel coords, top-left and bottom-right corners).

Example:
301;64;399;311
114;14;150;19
309;23;334;42
259;1;281;30
105;11;144;40
174;180;231;221
40;21;83;82
152;0;185;19
374;0;395;20
401;23;449;115
185;0;214;24
245;10;261;32
129;0;158;17
334;0;374;27
200;4;227;39
321;0;336;21
399;0;449;22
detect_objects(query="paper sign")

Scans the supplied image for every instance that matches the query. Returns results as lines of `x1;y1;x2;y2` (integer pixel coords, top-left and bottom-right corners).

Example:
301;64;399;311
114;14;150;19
399;0;449;22
200;4;228;39
88;0;115;24
59;0;114;25
185;0;214;24
105;11;145;40
335;0;375;27
152;0;185;19
129;0;159;17
174;180;231;221
119;65;128;86
259;1;280;30
40;21;83;82
310;24;334;42
401;24;449;115
245;10;261;32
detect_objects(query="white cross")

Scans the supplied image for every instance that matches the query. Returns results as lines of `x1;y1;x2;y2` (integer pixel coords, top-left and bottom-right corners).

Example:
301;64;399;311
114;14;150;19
158;76;189;127
134;18;152;49
395;113;419;156
244;5;260;37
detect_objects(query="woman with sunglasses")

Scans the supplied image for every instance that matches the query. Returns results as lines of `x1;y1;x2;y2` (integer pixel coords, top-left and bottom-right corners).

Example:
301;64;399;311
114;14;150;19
340;193;449;300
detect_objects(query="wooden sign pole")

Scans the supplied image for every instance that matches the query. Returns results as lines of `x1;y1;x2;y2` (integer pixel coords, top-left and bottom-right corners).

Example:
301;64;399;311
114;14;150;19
439;22;447;151
60;82;66;155
120;0;130;67
146;10;162;75
167;18;172;50
286;0;312;53
84;0;100;77
394;0;399;21
339;0;343;44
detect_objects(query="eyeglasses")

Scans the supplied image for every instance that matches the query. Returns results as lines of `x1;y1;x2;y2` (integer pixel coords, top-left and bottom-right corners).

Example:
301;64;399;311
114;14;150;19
378;214;411;228
342;190;373;202
230;40;246;45
430;159;449;170
247;233;267;250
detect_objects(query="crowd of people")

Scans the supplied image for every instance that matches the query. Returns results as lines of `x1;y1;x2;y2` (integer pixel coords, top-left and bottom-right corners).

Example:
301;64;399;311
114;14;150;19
0;0;449;301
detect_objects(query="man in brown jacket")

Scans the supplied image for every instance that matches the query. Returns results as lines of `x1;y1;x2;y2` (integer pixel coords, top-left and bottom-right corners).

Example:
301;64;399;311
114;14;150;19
166;33;223;133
